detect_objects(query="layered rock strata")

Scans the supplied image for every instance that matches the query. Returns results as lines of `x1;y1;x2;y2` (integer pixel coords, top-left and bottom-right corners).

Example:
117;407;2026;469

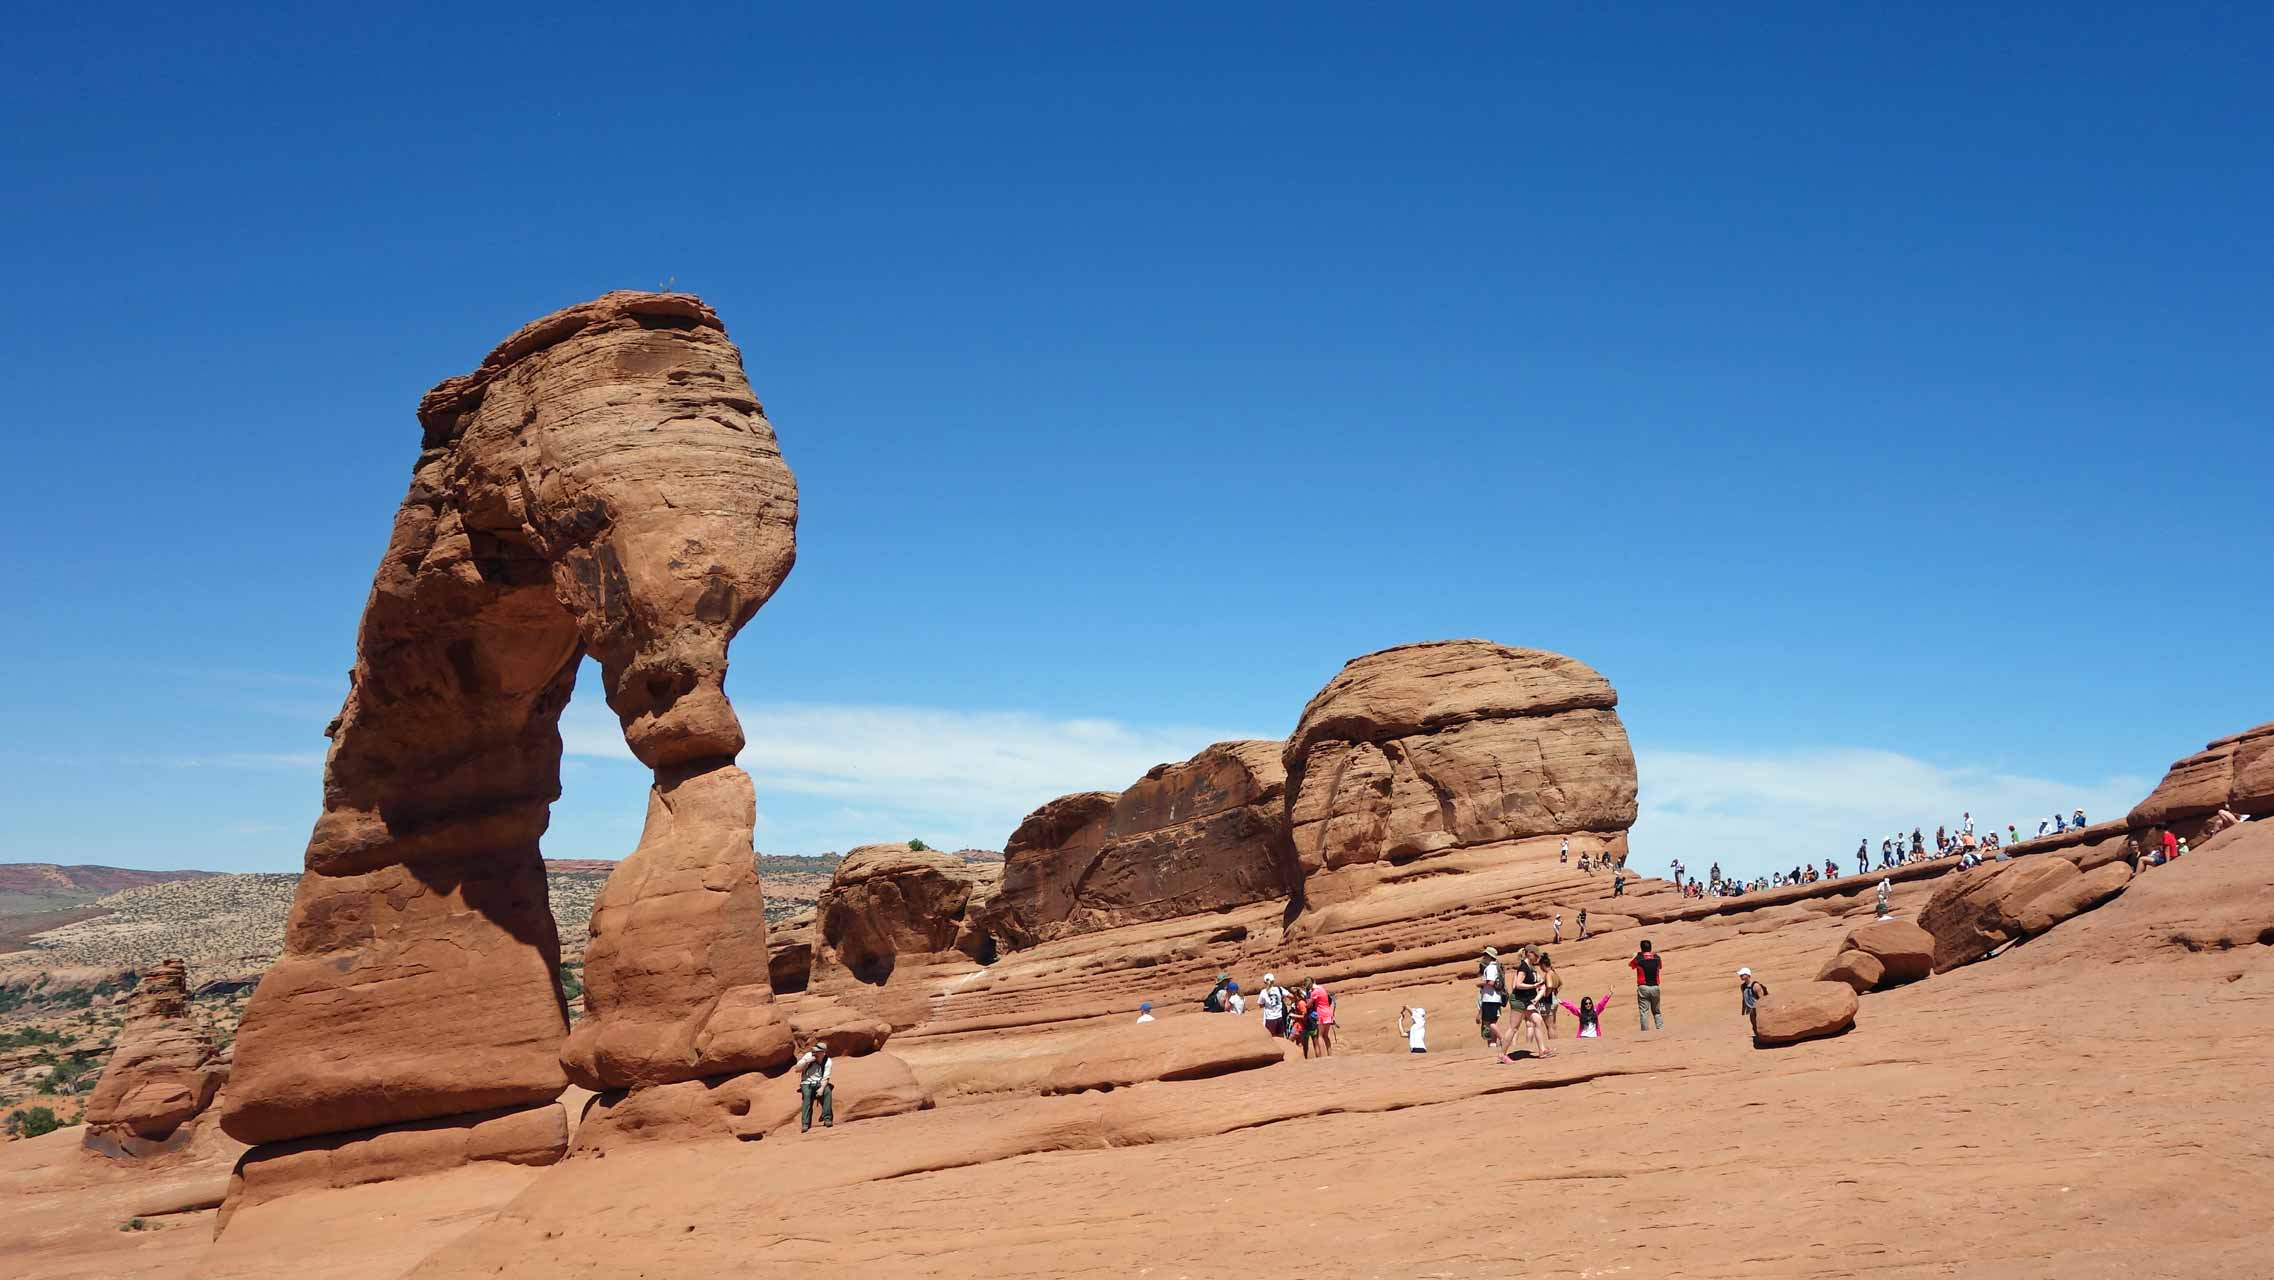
81;959;227;1154
1283;641;1638;908
223;292;798;1161
984;741;1294;950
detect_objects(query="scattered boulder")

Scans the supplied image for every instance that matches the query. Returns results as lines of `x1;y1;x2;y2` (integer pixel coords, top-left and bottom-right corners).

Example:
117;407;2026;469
984;742;1294;949
1839;919;1935;987
781;994;893;1057
1283;641;1637;908
1919;856;2133;972
1751;982;1859;1047
81;959;226;1154
1816;949;1886;993
816;844;999;986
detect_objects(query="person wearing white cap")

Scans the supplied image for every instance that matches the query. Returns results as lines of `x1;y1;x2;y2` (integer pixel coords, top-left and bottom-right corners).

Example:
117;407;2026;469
1476;947;1507;1046
1737;968;1768;1027
1256;973;1287;1039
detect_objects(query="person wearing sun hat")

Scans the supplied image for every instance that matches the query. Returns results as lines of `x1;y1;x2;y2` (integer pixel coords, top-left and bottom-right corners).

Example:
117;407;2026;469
1737;967;1767;1027
1476;947;1507;1046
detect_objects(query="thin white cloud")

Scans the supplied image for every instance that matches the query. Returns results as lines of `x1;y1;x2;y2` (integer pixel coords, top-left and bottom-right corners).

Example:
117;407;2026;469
1631;745;2151;879
557;699;1263;853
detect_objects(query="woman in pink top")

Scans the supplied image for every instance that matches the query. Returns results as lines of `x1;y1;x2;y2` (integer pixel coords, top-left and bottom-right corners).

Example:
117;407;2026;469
1311;981;1337;1057
1559;993;1612;1038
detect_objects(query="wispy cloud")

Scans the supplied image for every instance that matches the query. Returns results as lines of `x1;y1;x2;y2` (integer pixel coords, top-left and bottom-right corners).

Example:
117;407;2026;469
558;699;1262;853
1631;745;2151;877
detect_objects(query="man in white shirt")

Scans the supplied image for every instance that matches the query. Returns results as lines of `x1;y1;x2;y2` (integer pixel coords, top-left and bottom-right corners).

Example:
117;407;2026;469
1477;947;1505;1046
1257;974;1287;1038
793;1042;833;1132
1135;1002;1155;1024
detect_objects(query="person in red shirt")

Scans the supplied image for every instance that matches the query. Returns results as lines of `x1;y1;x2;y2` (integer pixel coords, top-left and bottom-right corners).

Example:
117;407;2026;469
2162;828;2179;860
1629;940;1665;1032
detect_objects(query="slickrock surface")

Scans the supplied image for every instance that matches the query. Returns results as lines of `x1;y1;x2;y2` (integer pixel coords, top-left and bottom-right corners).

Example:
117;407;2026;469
983;741;1293;948
80;961;225;1152
1283;641;1638;910
226;291;799;1149
2128;719;2274;834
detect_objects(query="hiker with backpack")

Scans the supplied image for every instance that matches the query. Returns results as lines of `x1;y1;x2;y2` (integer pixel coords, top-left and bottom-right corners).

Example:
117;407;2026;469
1475;948;1508;1047
1201;973;1232;1012
1630;939;1665;1032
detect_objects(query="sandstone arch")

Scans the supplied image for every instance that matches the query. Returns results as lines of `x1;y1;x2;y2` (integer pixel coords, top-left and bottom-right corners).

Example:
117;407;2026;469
221;292;797;1149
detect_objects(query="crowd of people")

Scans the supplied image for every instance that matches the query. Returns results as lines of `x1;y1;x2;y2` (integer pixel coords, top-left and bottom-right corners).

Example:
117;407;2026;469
1198;971;1342;1058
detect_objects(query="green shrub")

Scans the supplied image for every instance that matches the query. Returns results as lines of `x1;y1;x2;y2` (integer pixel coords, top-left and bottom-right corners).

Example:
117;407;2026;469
6;1106;62;1139
907;838;929;852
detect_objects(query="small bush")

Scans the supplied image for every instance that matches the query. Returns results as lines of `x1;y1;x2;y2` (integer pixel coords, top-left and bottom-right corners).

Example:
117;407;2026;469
907;838;929;852
6;1106;62;1139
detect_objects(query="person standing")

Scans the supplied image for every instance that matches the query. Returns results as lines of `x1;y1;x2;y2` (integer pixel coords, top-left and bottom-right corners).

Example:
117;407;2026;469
1963;810;1974;837
1857;841;1869;876
1576;908;1589;941
1398;1005;1428;1053
794;1042;834;1132
1737;968;1768;1029
1553;914;1564;944
1630;939;1665;1032
1311;980;1338;1056
1561;836;1571;863
1476;949;1507;1047
1257;973;1286;1040
1611;871;1625;897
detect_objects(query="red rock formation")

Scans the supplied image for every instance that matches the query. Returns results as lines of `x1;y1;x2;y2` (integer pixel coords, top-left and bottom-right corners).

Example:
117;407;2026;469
1283;641;1637;908
984;742;1294;949
223;292;797;1155
1918;857;2134;973
1837;919;1935;987
1750;981;1859;1047
811;845;999;1019
2128;720;2274;836
80;960;225;1154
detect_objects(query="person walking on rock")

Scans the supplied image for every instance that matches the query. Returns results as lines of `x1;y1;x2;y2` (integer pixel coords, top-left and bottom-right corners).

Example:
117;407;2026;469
1876;878;1893;919
1576;908;1589;941
794;1042;834;1132
1476;948;1508;1047
1630;939;1665;1032
1737;968;1768;1030
1553;914;1564;944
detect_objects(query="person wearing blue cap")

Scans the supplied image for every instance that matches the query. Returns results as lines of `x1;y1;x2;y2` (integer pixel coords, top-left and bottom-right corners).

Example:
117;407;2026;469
1135;1002;1155;1024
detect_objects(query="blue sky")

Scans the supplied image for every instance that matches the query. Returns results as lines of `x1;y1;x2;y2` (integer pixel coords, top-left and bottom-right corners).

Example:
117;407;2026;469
2;5;2266;876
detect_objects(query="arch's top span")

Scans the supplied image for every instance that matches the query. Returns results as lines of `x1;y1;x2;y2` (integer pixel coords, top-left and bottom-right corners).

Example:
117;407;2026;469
222;291;798;1146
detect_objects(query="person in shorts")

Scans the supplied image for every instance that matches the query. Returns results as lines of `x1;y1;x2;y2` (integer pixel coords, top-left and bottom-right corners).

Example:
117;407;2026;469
1257;973;1286;1039
1476;947;1506;1046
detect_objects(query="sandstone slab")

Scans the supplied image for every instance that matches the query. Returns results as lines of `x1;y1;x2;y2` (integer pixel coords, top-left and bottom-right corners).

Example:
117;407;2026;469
1750;981;1859;1047
1839;919;1935;986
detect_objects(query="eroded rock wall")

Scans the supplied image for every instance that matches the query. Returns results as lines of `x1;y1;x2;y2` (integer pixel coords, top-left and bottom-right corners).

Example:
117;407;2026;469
223;292;797;1154
983;742;1294;949
1283;640;1638;907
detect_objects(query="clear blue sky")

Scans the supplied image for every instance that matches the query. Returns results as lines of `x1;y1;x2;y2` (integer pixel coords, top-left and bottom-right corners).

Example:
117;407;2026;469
3;4;2267;876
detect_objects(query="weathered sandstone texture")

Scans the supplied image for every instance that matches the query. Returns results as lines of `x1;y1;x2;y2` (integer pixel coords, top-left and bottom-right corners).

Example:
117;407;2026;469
1919;857;2134;973
983;741;1294;949
224;291;798;1151
80;959;226;1153
816;844;1001;985
2128;720;2274;835
1750;981;1859;1047
1837;919;1935;988
1283;641;1638;907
